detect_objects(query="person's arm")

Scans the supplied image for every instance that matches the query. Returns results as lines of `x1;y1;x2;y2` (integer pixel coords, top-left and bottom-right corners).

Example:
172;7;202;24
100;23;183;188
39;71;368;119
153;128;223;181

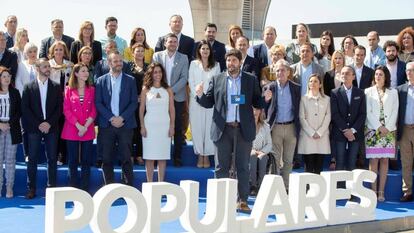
330;91;348;131
167;88;176;137
299;98;316;137
170;55;189;94
196;77;215;108
139;88;148;137
62;88;78;126
385;90;399;131
85;87;97;126
365;89;381;130
154;37;164;53
45;84;63;128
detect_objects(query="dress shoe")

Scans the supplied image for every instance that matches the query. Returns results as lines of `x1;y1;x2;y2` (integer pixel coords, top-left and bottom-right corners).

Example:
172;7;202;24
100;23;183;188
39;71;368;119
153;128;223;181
237;201;251;213
95;159;102;168
250;186;258;196
136;157;144;166
174;159;182;167
25;189;36;199
400;194;413;202
389;160;399;170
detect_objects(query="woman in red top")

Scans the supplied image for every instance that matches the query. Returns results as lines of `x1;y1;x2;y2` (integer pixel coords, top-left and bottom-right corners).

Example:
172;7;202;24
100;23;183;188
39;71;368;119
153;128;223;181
61;63;96;191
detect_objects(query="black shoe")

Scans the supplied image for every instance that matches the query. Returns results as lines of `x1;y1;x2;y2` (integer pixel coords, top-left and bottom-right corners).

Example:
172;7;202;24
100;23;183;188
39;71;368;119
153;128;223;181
25;189;36;199
95;159;102;168
174;159;182;167
389;160;399;170
250;186;258;196
400;194;413;202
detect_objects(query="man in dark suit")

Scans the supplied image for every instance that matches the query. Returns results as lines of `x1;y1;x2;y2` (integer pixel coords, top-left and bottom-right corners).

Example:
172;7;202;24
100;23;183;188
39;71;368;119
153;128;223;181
195;49;262;212
22;58;63;199
384;40;407;88
396;61;414;202
352;45;374;90
0;31;18;82
194;23;226;71
4;15;17;49
263;59;301;190
155;14;194;62
235;36;260;79
39;19;74;59
153;33;189;167
253;26;277;72
331;66;366;173
95;51;137;186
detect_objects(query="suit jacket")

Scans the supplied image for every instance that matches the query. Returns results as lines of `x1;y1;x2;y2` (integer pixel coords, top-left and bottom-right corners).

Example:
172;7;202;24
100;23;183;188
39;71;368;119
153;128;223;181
242;55;260;79
155;33;195;62
39;34;75;59
365;86;398;132
196;71;262;142
21;79;63;134
61;86;97;141
291;61;325;87
70;40;103;66
95;72;138;129
93;60;131;83
330;86;366;141
397;83;412;140
194;40;226;71
253;43;271;72
152;50;189;102
395;59;407;86
6;87;22;144
352;65;374;90
324;69;337;97
5;32;13;49
0;49;18;82
265;80;301;136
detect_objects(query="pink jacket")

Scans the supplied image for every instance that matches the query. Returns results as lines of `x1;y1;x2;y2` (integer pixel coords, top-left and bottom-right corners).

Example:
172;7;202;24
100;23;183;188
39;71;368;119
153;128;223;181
61;86;97;141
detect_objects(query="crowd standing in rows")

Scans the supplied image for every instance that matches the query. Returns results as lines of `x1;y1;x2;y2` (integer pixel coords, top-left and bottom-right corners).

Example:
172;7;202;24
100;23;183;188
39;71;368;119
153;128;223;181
0;14;414;211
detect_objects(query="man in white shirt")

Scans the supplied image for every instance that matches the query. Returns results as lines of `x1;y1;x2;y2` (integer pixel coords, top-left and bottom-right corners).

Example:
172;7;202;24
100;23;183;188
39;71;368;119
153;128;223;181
353;45;374;90
384;40;407;88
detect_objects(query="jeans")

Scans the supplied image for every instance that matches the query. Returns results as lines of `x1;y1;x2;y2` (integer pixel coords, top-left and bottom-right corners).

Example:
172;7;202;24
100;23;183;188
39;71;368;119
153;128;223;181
67;140;93;191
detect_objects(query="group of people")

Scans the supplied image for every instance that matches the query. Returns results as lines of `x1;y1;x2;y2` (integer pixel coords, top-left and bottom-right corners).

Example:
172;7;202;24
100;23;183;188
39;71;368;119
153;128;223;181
0;14;414;212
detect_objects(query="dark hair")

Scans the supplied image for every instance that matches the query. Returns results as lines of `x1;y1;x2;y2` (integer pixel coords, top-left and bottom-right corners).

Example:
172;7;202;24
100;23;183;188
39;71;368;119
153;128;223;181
397;26;414;51
373;65;391;89
143;63;169;90
237;35;250;44
129;27;150;49
51;19;63;25
341;35;358;51
68;63;91;88
383;40;400;52
318;30;335;57
343;65;356;76
164;33;178;41
0;66;11;91
306;73;325;97
354;45;366;54
204;23;217;31
225;49;242;61
196;40;215;69
105;17;117;26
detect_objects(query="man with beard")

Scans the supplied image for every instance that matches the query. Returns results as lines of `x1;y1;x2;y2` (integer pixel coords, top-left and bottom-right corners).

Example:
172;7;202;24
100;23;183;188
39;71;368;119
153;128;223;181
384;40;407;88
100;17;127;60
95;51;137;186
22;58;63;199
195;49;262;212
194;23;226;71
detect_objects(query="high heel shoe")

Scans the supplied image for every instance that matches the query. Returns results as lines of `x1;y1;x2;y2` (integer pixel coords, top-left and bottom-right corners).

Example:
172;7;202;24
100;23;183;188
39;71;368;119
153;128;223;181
378;191;385;202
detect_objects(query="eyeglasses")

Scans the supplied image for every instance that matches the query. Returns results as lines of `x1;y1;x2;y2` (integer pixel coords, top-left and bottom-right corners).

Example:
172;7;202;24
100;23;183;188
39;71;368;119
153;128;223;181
407;69;414;72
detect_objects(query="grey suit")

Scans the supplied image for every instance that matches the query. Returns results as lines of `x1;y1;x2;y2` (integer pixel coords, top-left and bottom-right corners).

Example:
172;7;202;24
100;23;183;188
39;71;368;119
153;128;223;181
291;61;325;95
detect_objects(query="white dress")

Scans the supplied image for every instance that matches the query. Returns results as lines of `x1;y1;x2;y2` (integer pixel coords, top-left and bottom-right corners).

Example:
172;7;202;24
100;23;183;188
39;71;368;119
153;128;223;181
188;60;220;155
142;87;171;160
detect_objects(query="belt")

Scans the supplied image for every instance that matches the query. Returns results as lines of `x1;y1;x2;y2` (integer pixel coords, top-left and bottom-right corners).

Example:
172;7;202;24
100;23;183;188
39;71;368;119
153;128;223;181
276;120;294;125
226;122;240;128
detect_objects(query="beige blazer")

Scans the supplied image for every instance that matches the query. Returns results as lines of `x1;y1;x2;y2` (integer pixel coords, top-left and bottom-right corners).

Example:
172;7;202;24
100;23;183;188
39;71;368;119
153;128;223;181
297;94;331;154
365;86;399;131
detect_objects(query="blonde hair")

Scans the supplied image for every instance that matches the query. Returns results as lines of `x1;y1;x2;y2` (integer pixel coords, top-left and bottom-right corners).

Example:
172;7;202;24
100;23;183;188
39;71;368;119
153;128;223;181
330;50;345;70
78;21;94;44
269;44;286;57
48;41;69;60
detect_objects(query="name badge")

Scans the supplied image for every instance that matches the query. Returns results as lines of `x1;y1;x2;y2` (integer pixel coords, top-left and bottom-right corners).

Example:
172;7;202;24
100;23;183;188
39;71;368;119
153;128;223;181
231;94;245;105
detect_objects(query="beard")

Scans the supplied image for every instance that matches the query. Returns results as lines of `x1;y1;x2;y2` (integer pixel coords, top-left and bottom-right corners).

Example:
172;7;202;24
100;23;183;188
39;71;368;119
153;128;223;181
227;66;240;75
387;55;397;62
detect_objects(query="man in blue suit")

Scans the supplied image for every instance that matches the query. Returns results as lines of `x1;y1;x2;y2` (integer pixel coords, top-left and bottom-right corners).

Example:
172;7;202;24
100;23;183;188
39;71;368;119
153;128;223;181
95;51;138;186
253;26;277;72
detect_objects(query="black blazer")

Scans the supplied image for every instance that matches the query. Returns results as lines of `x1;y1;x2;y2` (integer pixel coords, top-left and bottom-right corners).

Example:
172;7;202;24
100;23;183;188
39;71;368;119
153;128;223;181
70;40;103;66
21;79;63;134
242;55;260;79
253;43;270;72
155;33;195;62
353;65;374;90
194;40;226;72
196;71;263;142
0;49;18;82
265;80;301;136
397;83;411;140
396;59;407;86
39;34;75;59
330;86;366;141
5;33;13;49
324;70;336;97
7;87;22;144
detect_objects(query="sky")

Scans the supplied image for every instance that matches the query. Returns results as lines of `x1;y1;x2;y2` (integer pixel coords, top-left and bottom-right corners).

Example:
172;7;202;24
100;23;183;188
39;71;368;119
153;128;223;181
2;0;413;50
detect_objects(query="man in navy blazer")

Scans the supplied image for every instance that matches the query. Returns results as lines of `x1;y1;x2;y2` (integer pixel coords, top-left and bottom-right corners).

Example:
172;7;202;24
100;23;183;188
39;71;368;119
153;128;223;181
331;66;366;172
396;61;414;202
253;26;277;72
194;23;226;71
236;36;260;79
384;40;407;88
39;19;74;59
95;51;138;186
155;14;194;62
195;49;262;212
0;32;17;82
352;45;374;90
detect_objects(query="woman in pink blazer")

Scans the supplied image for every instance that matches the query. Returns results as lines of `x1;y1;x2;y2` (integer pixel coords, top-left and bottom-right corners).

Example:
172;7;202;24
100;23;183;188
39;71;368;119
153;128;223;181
61;63;96;191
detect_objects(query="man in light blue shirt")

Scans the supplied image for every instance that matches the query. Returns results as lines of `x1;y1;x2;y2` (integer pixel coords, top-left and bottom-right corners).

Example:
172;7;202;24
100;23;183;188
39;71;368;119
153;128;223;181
364;31;386;69
100;17;127;60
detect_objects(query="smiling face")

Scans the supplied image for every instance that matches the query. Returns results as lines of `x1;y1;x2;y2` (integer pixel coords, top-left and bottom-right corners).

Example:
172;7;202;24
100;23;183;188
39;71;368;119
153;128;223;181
263;27;276;46
133;46;145;61
205;26;217;42
75;65;90;82
402;33;413;50
53;44;65;60
199;44;210;59
0;70;11;88
169;16;183;34
152;65;163;84
226;55;241;75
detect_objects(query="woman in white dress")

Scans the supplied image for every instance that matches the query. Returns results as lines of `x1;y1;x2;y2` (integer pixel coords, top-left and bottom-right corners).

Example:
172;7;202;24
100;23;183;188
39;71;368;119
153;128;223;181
365;65;398;202
189;40;220;168
139;63;175;182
